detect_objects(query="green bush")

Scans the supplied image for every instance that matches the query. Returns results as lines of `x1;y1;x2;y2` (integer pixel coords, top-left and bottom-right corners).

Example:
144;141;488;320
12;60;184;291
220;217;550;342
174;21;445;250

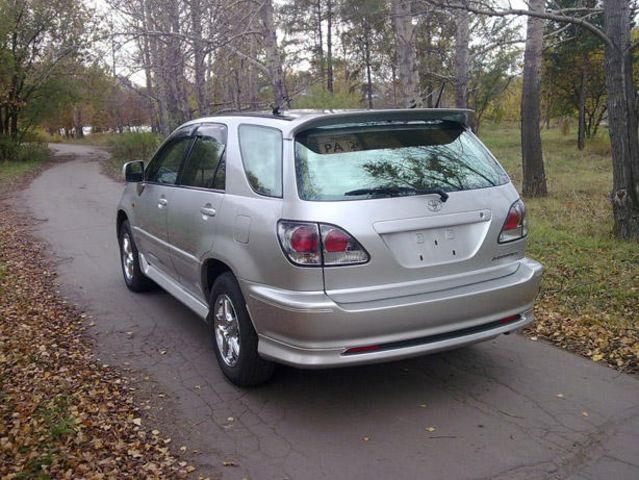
0;135;48;163
107;132;162;164
103;132;162;179
0;138;48;189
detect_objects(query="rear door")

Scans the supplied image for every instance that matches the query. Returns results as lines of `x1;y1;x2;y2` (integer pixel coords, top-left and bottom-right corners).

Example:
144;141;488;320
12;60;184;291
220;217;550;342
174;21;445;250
290;121;522;304
166;123;227;300
134;131;193;278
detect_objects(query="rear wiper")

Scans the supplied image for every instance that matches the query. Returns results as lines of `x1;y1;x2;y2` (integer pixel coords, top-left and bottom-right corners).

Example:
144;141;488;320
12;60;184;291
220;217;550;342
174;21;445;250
344;187;449;202
413;188;449;202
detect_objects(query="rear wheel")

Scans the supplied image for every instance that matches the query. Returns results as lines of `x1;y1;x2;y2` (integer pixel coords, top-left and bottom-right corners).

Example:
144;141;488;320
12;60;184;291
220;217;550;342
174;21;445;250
209;273;275;386
118;220;155;292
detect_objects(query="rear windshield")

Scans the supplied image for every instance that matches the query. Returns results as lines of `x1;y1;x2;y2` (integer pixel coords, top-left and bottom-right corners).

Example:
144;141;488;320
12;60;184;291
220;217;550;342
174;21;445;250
294;121;509;201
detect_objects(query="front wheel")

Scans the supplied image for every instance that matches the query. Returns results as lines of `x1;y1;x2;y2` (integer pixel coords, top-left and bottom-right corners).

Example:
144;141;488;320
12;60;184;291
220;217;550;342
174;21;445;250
118;220;155;292
209;273;275;386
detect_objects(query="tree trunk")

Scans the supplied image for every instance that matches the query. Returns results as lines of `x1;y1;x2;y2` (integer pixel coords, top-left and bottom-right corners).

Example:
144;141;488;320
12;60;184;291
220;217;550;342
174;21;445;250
191;0;207;116
139;0;158;132
391;61;397;106
146;0;170;134
577;63;587;151
454;2;470;108
261;0;288;110
603;0;639;239
520;0;547;197
9;109;18;140
424;16;433;108
315;0;324;87
326;0;334;93
364;23;373;109
247;37;259;109
73;106;84;139
169;4;190;124
391;0;420;107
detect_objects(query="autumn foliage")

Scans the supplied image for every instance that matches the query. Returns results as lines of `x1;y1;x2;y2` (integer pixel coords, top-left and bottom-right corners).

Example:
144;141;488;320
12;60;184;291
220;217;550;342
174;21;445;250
0;207;195;478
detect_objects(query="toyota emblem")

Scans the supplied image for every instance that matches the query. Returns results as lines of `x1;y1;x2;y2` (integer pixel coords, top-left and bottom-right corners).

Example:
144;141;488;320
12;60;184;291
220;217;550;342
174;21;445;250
427;198;443;212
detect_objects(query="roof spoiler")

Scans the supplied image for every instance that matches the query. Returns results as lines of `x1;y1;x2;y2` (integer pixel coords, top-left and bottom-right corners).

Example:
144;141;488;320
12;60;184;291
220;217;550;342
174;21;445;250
290;108;476;135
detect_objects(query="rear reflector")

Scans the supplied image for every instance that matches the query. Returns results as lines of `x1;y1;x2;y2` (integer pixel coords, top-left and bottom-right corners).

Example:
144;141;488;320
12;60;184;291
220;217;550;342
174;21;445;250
343;345;381;355
499;314;520;324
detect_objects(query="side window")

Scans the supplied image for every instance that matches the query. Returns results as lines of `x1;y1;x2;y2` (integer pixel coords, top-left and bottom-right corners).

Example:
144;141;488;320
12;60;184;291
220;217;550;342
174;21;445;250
146;136;192;185
179;125;227;190
239;125;283;197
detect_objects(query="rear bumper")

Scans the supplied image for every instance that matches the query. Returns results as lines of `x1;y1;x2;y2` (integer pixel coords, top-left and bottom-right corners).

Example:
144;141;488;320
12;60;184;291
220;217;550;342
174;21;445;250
241;258;543;368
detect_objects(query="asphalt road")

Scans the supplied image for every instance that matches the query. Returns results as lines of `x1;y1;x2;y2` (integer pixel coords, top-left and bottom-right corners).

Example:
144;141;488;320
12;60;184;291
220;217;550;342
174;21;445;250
19;144;639;480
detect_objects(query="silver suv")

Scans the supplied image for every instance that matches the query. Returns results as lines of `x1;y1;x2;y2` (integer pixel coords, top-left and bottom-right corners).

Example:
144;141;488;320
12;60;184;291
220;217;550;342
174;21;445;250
117;109;543;386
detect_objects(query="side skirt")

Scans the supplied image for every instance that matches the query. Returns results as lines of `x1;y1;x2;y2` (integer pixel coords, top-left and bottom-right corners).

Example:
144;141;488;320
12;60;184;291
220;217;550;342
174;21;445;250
139;253;209;320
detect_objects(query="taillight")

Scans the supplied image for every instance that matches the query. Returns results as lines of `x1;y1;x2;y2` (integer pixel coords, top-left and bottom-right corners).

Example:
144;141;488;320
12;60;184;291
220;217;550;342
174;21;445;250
278;221;369;266
278;221;321;265
498;199;528;243
320;225;369;265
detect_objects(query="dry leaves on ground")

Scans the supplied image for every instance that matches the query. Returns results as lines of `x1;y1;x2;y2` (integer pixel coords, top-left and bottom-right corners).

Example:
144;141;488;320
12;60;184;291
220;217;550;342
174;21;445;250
0;207;195;479
525;305;638;375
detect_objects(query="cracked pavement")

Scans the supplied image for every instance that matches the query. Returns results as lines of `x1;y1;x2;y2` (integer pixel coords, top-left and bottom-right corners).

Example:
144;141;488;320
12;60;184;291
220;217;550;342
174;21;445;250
18;144;639;479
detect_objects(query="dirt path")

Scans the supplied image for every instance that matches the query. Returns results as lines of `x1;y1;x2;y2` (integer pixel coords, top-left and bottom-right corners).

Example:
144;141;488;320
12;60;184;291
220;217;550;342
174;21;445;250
19;143;639;480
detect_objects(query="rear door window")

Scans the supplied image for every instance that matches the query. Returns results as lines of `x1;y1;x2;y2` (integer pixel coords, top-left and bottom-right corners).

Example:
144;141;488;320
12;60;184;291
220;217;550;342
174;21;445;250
239;125;283;197
179;124;227;190
294;121;509;201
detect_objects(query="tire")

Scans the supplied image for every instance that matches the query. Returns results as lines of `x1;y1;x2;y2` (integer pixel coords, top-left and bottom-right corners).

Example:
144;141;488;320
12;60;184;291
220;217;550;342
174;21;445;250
208;273;275;386
118;220;155;292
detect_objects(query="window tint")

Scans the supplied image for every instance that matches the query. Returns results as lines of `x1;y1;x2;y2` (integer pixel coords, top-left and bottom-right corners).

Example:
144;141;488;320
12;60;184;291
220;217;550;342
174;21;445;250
146;137;192;185
294;122;509;201
180;127;226;190
239;125;282;197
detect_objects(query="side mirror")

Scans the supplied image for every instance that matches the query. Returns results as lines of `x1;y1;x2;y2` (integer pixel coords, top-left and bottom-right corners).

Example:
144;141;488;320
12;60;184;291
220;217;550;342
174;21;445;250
123;160;144;183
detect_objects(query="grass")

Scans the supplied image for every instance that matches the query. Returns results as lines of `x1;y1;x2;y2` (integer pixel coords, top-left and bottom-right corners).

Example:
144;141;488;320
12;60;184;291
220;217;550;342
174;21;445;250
0;158;46;187
71;132;163;180
0;142;49;192
479;123;638;330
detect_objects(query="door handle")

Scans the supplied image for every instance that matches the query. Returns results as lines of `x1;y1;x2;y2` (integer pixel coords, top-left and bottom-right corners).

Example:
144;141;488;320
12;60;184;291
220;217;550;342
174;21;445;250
200;206;216;218
157;198;168;208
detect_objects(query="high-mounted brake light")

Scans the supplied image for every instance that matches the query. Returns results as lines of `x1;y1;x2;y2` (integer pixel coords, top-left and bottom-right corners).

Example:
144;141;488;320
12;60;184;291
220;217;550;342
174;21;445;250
278;221;369;266
498;199;528;243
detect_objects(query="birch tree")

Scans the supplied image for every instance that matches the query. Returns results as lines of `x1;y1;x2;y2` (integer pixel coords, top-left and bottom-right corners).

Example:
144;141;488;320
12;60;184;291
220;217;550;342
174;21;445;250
454;1;469;108
260;0;288;109
392;0;421;107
